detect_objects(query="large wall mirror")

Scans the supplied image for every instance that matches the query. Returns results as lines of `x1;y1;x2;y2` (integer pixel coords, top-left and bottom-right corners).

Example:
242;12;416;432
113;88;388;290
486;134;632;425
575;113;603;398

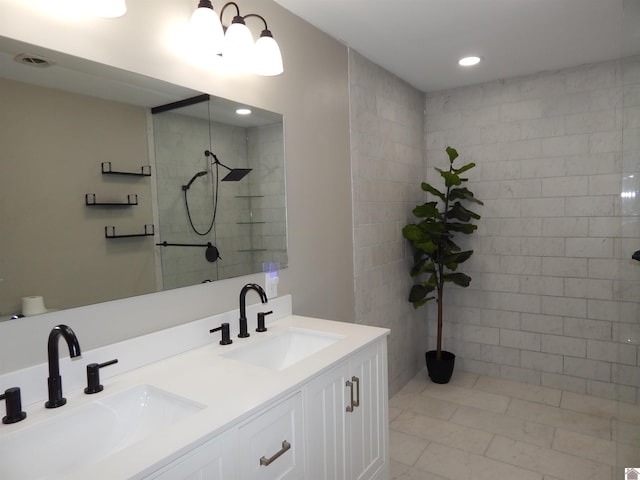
0;36;287;319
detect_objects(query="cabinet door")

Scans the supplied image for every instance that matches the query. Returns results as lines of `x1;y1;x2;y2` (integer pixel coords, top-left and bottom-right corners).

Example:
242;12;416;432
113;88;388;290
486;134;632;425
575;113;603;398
304;362;350;480
145;428;236;480
238;392;305;480
347;341;387;480
304;339;389;480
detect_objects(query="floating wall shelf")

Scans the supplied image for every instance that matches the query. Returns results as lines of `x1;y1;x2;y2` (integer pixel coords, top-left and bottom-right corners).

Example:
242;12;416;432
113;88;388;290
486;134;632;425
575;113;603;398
85;193;138;206
105;224;155;238
101;162;151;177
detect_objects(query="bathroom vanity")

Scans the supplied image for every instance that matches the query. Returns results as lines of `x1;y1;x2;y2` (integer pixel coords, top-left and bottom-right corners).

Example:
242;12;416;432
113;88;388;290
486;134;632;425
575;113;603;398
0;295;390;480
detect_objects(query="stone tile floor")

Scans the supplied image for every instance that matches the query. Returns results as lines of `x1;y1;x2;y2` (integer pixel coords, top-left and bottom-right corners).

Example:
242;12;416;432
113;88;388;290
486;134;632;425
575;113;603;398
389;370;640;480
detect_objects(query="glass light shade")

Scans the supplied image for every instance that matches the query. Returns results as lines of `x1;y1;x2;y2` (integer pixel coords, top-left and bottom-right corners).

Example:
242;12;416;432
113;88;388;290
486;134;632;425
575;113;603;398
91;0;127;18
254;34;284;76
223;21;255;72
190;5;224;54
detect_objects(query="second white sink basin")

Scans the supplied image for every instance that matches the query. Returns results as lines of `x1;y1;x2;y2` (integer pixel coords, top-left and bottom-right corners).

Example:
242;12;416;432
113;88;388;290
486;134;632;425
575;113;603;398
0;385;204;480
222;327;344;370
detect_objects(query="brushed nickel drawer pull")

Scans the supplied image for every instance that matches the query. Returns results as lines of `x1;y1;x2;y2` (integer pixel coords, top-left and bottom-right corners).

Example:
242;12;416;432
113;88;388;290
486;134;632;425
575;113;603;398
352;376;360;408
346;379;354;412
259;440;291;466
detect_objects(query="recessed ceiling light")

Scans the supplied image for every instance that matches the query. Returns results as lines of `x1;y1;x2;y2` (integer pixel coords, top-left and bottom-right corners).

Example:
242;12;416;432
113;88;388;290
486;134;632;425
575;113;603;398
236;108;252;115
458;56;481;67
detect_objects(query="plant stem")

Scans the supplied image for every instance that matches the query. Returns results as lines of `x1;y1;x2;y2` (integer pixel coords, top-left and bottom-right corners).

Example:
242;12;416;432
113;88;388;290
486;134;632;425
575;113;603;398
436;162;454;361
436;268;443;361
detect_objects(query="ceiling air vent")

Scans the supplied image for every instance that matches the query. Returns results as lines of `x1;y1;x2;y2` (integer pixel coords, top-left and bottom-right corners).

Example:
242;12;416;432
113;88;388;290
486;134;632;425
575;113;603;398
14;53;55;68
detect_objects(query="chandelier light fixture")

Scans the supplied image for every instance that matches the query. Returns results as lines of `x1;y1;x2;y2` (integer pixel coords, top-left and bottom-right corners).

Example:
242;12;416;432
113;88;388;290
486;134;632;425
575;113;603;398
190;1;284;76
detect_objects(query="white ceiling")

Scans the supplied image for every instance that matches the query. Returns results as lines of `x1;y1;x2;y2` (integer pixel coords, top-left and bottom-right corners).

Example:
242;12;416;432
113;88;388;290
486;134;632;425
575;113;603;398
273;0;636;93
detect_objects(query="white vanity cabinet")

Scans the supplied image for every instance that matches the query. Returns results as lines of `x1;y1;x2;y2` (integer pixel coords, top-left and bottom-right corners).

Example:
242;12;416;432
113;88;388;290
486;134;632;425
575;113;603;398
144;338;388;480
303;339;388;480
146;393;304;480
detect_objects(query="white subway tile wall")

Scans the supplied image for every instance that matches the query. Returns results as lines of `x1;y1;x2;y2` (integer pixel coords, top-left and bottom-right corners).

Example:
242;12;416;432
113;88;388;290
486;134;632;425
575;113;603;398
349;50;428;396
424;58;640;403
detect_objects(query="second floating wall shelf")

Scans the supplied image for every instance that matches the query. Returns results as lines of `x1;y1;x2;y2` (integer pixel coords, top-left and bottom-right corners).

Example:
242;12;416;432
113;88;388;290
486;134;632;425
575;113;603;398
85;193;138;206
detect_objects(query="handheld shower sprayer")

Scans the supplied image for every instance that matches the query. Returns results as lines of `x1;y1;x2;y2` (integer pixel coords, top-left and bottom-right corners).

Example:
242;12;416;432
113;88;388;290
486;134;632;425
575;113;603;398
182;170;208;191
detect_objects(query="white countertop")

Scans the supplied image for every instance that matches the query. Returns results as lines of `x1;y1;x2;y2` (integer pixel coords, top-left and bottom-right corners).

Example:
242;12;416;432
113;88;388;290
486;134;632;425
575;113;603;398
0;299;389;480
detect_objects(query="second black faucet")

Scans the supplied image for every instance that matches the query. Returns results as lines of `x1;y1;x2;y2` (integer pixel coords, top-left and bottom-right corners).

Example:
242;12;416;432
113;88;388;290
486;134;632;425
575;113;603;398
238;283;268;338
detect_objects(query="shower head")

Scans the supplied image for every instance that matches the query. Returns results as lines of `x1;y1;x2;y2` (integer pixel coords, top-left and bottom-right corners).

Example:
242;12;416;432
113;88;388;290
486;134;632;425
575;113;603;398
182;170;208;191
221;168;251;182
204;150;252;182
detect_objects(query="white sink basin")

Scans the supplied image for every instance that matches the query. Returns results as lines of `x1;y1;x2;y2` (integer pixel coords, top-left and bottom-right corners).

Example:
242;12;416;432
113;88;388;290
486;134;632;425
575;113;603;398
0;385;204;480
222;327;344;370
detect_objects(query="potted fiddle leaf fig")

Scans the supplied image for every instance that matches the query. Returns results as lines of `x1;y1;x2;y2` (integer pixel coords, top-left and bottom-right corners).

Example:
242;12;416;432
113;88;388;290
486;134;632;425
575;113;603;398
402;146;483;384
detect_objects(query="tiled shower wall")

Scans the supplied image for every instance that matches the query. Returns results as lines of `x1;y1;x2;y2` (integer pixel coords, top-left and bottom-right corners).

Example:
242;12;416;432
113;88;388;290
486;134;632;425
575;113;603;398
153;113;286;288
425;59;640;403
349;50;428;396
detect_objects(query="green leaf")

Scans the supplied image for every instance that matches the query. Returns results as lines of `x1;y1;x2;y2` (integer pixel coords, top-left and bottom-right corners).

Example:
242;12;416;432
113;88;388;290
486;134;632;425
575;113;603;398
449;187;484;205
441;250;473;266
447;222;478;234
414;241;438;255
439;171;462;188
443;272;472;287
402;224;422;242
421;182;445;201
408;284;436;303
446;146;458;163
447;202;481;222
413;202;442;219
453;162;476;176
417;219;447;236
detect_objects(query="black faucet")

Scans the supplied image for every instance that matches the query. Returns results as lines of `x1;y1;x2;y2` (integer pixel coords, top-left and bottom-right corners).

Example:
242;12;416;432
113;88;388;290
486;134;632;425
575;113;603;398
45;324;81;408
238;283;268;338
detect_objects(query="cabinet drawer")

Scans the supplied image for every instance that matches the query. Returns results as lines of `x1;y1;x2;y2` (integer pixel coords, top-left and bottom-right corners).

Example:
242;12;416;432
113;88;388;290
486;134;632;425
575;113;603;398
145;428;236;480
238;392;304;480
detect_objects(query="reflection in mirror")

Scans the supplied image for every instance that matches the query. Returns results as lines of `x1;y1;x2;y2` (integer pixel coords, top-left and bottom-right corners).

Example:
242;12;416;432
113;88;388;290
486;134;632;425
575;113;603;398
0;36;287;319
152;95;287;289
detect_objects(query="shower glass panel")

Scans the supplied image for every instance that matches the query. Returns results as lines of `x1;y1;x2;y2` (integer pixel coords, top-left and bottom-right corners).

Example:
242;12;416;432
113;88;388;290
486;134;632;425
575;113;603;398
618;0;640;475
152;95;287;290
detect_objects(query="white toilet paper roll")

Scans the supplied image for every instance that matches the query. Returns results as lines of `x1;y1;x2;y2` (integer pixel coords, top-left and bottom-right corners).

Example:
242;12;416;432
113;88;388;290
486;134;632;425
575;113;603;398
22;296;46;316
